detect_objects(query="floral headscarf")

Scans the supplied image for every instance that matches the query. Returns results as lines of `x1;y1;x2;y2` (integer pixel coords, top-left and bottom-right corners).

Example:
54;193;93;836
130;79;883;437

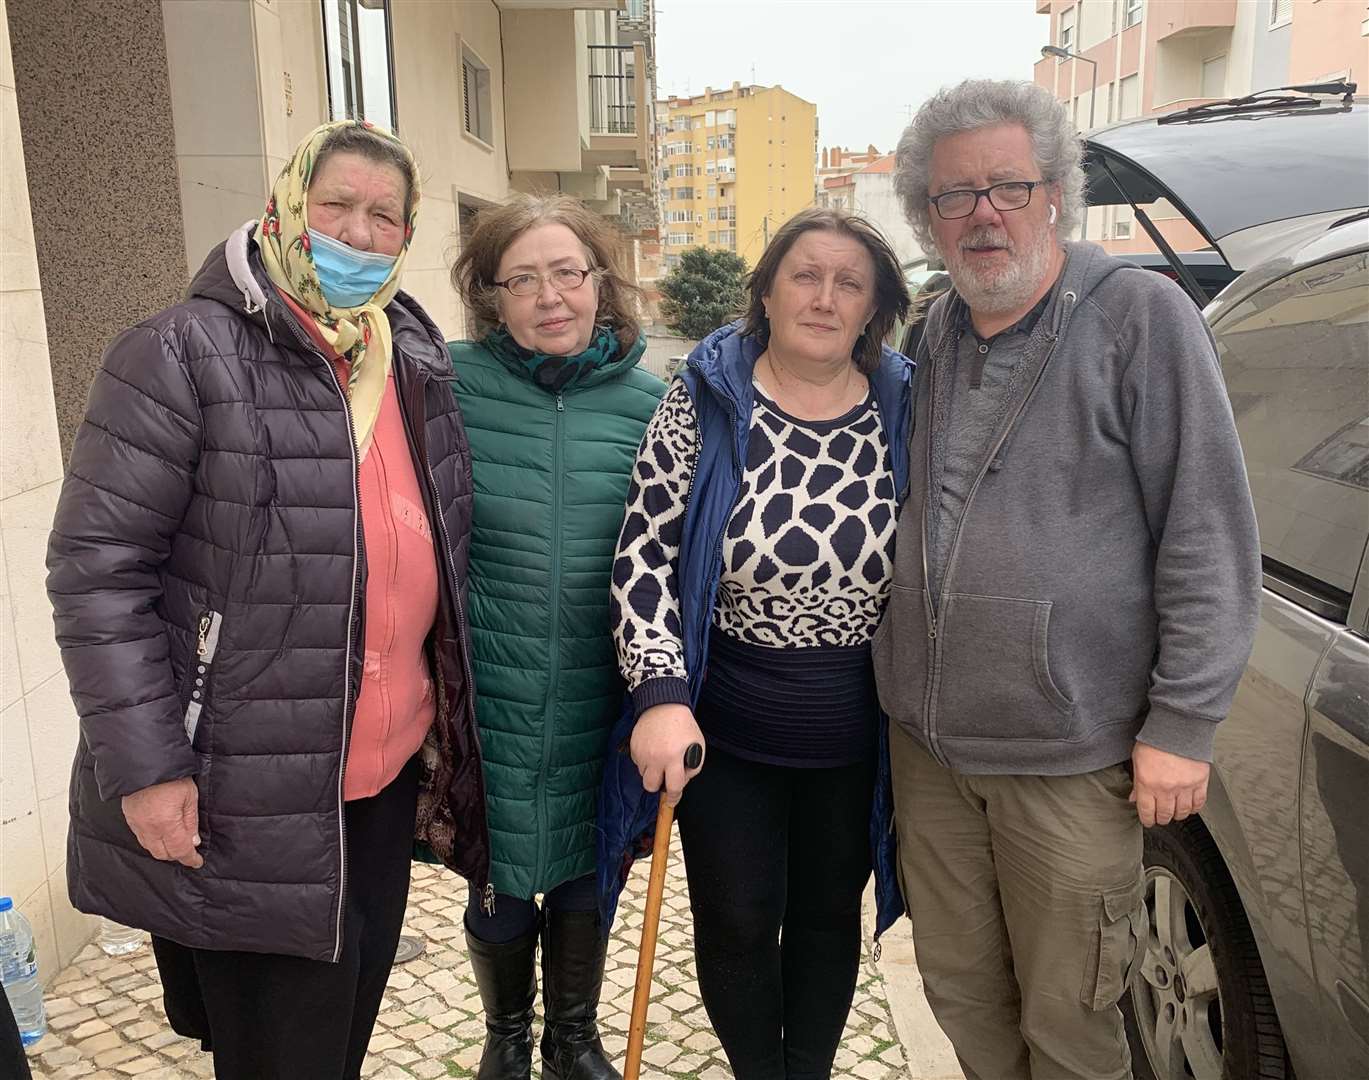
258;120;419;456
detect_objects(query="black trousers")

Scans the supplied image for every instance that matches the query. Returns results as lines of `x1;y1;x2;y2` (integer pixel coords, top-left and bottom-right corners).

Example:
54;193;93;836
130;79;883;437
464;872;598;944
152;755;420;1080
677;747;875;1080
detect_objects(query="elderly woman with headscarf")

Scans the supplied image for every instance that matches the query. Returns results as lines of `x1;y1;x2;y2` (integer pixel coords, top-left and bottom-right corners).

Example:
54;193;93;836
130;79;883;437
46;120;487;1080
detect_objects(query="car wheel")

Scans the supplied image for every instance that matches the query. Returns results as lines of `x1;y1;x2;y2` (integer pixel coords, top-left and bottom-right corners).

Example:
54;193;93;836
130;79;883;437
1123;819;1290;1080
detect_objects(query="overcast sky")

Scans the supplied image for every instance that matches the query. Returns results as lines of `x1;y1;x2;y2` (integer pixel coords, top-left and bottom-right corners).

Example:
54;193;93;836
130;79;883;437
655;0;1049;152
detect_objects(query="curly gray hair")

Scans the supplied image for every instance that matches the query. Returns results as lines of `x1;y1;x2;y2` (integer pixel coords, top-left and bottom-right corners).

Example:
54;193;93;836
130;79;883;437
894;79;1085;257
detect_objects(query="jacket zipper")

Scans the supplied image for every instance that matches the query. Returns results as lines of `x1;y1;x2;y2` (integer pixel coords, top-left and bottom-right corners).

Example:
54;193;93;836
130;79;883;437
536;391;567;883
275;308;361;965
919;292;1077;765
184;610;224;743
402;370;486;906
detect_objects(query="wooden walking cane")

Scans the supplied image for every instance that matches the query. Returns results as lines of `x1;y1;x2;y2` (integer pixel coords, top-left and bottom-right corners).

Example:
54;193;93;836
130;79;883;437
624;742;703;1080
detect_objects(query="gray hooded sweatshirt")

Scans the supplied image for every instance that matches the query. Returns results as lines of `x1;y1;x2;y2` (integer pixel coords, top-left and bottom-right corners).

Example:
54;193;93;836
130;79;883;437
872;241;1261;774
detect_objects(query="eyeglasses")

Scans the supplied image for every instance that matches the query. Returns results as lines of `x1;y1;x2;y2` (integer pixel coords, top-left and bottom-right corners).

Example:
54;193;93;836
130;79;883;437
928;181;1045;221
492;267;597;297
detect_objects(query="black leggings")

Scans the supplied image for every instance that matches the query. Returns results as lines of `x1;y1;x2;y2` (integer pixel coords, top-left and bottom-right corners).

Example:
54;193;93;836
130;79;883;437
677;747;875;1080
464;873;598;944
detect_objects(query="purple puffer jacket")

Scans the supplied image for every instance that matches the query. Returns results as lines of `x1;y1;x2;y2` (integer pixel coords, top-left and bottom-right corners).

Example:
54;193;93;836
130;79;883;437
47;226;489;962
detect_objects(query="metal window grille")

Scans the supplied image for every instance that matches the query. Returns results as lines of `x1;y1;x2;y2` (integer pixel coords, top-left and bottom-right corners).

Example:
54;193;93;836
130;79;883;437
589;45;636;134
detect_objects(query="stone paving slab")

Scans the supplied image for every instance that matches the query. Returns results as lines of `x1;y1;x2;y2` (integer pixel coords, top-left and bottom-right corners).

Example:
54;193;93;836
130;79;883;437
26;834;914;1078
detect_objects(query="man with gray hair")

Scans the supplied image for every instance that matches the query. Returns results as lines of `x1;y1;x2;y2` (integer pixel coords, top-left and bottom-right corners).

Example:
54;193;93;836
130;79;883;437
873;79;1261;1078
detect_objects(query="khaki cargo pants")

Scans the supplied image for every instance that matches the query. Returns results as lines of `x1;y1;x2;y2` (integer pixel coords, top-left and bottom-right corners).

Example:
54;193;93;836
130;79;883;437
889;722;1146;1080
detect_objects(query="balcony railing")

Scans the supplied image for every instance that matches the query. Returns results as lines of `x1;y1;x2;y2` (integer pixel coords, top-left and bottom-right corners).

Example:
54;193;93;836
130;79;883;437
589;44;636;135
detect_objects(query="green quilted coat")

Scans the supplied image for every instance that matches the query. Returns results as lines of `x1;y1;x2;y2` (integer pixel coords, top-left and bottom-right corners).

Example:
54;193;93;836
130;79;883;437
448;338;665;899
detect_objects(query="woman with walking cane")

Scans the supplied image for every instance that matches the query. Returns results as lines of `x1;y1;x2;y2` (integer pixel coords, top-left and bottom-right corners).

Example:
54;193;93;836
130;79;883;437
601;208;914;1079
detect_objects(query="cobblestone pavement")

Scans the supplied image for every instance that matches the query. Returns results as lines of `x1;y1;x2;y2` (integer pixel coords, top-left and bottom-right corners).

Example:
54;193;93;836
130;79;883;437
26;834;910;1079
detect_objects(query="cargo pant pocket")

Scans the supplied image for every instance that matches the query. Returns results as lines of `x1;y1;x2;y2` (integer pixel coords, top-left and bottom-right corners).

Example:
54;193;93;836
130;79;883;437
1083;881;1146;1011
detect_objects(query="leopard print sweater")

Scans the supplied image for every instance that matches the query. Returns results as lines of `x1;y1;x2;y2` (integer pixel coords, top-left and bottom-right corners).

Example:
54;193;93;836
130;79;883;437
611;377;898;710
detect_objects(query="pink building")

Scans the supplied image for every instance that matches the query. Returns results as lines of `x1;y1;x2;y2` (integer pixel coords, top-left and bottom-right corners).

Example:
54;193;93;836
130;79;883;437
1032;0;1368;253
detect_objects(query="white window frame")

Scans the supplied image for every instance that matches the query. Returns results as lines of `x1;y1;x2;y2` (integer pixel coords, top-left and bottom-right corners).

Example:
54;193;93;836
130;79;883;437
460;43;493;147
1059;5;1076;51
1123;0;1142;30
1112;219;1133;239
1270;0;1293;28
322;0;398;130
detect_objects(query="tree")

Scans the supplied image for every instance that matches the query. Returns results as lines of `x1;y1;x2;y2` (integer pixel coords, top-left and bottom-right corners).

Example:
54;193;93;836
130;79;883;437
658;247;749;339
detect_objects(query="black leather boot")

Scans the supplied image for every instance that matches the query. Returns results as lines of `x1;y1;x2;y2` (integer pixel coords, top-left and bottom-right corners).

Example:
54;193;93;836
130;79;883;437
540;909;621;1080
466;923;537;1080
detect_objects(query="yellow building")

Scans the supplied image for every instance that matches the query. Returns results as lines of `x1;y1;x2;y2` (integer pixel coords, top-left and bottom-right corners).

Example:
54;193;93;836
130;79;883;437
657;82;817;268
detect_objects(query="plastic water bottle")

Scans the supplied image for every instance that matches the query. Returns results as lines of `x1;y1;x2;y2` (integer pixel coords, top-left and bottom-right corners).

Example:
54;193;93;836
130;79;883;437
0;897;46;1046
97;917;145;956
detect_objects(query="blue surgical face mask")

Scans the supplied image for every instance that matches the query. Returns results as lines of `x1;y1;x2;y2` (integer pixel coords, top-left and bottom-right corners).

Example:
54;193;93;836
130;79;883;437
307;228;398;308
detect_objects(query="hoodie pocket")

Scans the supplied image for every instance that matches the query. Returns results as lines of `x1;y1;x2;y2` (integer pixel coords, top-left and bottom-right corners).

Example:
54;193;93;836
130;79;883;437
935;593;1075;742
184;610;224;745
872;584;930;726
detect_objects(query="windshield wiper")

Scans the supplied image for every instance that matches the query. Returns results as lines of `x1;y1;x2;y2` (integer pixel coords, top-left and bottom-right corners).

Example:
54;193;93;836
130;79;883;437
1158;80;1357;124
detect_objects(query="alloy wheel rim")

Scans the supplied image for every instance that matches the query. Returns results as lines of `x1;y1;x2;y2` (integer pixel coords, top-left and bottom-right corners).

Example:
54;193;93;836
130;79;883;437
1130;866;1225;1080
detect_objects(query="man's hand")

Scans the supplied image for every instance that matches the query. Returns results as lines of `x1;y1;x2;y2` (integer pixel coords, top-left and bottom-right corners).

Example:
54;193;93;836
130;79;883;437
122;777;203;868
1129;743;1210;828
631;704;706;808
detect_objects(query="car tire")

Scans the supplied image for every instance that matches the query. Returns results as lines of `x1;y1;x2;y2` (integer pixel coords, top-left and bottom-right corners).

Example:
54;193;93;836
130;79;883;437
1122;819;1291;1080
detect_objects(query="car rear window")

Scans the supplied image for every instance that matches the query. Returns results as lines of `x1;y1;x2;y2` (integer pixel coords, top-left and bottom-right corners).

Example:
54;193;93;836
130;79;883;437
1212;250;1369;598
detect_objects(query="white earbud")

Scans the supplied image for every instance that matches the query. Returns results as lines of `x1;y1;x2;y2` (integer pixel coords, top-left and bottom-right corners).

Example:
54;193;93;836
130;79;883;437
1048;205;1058;225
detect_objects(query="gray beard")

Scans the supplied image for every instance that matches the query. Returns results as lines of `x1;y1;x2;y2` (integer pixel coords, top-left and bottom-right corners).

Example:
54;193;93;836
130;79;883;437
945;226;1055;316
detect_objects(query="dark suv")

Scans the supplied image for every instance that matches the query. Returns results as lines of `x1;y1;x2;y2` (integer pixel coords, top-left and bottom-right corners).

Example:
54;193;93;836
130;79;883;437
1121;215;1369;1080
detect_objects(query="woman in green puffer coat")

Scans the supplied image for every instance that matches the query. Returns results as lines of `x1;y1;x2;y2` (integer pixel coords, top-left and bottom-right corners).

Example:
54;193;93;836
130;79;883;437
448;194;665;1080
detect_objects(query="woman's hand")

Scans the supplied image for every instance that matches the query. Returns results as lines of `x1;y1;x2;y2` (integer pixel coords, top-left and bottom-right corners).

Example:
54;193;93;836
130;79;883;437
122;777;204;868
631;704;706;808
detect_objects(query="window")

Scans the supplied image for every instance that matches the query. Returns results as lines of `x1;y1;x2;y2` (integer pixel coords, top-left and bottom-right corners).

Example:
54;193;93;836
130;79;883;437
717;134;734;150
718;205;735;222
667;233;690;246
1059;5;1076;51
717;156;736;175
322;0;397;129
672;116;690;132
705;110;716;126
1122;0;1142;29
705;161;717;176
708;231;718;244
707;184;717;198
693;117;705;130
1118;73;1141;119
707;207;717;222
667;209;692;224
1270;0;1292;28
461;46;493;145
716;109;736;125
673;164;693;177
1111;219;1132;239
1213;251;1369;598
673;187;694;200
707;136;716;150
719;229;737;247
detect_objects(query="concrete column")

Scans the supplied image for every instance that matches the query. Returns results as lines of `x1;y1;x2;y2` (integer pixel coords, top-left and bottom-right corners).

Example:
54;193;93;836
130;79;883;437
6;0;188;458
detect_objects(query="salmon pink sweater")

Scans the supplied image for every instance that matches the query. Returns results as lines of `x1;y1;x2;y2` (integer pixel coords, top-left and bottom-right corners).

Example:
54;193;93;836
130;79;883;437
282;294;439;800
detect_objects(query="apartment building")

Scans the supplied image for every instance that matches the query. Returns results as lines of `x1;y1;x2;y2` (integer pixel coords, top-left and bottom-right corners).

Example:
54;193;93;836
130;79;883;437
0;0;657;985
656;82;817;267
819;155;923;266
1033;0;1369;251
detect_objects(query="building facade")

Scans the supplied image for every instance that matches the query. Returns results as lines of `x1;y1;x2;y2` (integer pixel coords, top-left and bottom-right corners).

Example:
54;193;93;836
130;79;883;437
0;0;657;984
1033;0;1368;251
819;155;923;266
656;82;817;268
